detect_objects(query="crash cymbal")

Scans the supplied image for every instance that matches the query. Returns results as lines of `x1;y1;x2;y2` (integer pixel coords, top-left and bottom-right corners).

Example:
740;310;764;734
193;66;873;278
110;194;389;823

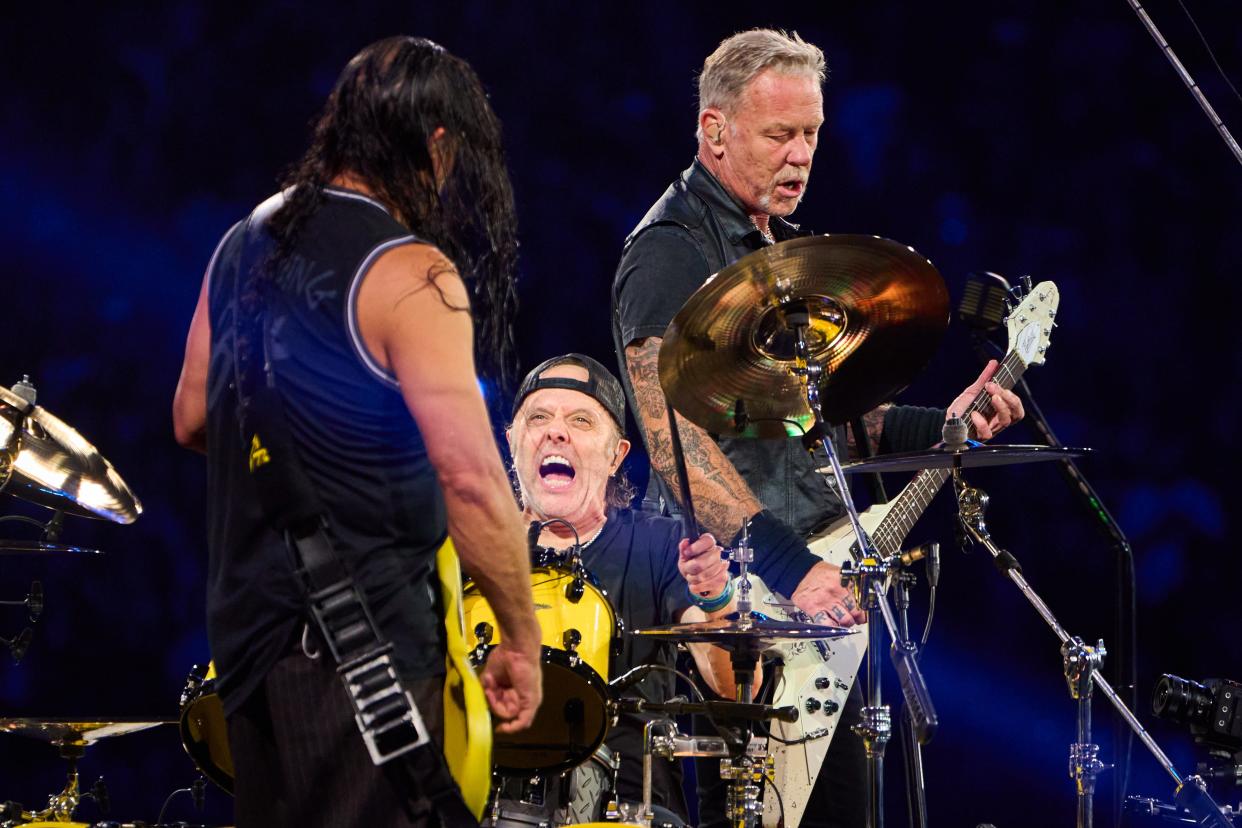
659;235;949;437
0;718;173;746
632;614;856;649
830;444;1091;475
0;380;142;524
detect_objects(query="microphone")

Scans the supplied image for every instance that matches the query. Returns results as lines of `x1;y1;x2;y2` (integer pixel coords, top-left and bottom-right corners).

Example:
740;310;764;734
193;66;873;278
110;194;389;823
527;520;544;553
957;271;1011;335
610;663;660;691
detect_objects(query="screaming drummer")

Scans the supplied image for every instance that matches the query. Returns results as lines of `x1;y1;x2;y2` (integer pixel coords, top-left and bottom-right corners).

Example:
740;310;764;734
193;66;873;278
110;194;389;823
505;353;746;824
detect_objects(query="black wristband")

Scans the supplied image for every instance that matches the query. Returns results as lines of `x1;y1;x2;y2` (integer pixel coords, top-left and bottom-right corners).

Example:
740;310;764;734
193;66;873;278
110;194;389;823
740;509;819;598
880;405;946;454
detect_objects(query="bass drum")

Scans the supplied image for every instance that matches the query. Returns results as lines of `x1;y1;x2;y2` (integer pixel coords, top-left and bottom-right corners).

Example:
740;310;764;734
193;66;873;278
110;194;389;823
178;662;234;794
463;564;618;774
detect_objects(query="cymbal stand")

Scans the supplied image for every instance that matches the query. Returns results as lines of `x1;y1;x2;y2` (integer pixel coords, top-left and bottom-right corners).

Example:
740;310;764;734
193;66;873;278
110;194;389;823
954;471;1236;828
784;296;938;828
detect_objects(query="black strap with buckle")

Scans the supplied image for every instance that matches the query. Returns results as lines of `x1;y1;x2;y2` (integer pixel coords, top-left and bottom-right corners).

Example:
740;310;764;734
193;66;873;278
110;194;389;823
231;248;478;826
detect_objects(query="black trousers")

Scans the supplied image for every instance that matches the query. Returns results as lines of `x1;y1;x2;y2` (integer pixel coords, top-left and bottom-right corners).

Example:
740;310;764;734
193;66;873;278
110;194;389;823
227;645;445;828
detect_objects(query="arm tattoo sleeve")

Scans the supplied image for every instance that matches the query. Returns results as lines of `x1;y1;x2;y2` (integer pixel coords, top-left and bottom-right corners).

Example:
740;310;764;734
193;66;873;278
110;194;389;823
847;403;892;460
624;338;762;539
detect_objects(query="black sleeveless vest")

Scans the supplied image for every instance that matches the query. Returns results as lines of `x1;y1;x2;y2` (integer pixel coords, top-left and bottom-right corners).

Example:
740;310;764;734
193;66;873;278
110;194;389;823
203;187;447;713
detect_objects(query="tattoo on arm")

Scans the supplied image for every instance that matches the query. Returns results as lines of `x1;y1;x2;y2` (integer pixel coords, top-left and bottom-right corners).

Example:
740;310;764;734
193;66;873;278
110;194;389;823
847;403;892;459
624;338;761;539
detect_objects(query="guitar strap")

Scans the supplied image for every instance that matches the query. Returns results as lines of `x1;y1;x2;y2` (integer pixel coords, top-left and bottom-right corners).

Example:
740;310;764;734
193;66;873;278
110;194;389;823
231;249;479;827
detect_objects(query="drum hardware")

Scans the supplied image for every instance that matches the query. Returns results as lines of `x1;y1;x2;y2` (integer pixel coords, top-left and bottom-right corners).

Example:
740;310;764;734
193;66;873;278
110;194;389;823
953;469;1237;828
0;718;170;825
831;443;1092;475
639;718;774;828
0;580;43;621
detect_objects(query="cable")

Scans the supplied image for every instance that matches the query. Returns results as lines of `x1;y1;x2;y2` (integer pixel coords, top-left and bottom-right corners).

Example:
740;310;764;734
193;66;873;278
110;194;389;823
766;768;787;827
1175;0;1242;107
919;587;936;649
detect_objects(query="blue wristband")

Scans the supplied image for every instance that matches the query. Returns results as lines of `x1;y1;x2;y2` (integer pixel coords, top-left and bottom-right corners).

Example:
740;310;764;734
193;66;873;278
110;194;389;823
688;578;734;613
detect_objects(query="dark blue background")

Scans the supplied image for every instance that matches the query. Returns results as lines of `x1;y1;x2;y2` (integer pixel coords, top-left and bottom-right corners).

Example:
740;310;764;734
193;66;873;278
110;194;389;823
1;2;1239;825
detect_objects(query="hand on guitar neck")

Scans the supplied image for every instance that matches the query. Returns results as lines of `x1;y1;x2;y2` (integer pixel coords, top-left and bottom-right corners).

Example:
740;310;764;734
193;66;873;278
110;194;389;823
945;358;1025;441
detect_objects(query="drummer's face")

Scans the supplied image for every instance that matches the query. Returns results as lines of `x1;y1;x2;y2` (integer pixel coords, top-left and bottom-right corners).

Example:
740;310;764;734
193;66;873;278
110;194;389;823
708;69;823;218
508;367;630;525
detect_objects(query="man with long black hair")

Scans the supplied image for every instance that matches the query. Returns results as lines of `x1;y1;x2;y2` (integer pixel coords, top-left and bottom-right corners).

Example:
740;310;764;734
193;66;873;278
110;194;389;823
173;37;541;826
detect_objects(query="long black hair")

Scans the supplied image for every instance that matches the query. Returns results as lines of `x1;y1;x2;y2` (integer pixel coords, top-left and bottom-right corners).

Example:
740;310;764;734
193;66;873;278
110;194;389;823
267;36;519;382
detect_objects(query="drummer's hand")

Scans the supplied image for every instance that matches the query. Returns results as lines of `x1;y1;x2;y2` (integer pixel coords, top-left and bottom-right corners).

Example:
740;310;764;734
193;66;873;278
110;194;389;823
678;533;728;600
945;359;1024;441
791;561;866;627
480;640;543;734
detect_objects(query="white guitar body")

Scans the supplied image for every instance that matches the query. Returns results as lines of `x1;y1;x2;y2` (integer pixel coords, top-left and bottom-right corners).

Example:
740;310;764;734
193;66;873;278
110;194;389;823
747;280;1061;828
750;507;885;828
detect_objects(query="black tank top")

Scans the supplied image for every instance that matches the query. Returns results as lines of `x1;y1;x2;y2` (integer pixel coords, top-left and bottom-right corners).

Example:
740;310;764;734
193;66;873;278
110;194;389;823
204;187;447;714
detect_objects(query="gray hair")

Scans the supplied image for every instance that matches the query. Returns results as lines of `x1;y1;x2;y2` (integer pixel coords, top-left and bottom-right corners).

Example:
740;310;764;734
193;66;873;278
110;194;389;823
696;29;826;140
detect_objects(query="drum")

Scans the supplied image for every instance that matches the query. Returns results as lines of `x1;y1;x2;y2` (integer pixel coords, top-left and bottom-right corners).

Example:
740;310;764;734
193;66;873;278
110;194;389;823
178;662;234;794
463;564;618;774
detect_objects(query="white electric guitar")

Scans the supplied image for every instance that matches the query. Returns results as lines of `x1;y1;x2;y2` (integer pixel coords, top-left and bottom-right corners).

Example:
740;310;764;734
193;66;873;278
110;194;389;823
753;281;1062;828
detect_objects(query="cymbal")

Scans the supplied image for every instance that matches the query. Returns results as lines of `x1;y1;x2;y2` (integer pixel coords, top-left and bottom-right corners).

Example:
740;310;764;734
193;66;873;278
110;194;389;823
659;235;949;437
0;381;142;524
632;614;856;648
0;717;173;746
830;444;1091;475
0;540;103;556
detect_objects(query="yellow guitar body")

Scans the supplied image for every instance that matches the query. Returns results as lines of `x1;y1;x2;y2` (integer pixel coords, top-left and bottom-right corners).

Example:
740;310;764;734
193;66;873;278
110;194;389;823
436;537;493;820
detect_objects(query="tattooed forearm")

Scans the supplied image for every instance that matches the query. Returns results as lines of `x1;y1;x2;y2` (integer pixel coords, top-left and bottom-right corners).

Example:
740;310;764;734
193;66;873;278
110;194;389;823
847;403;892;460
624;338;761;539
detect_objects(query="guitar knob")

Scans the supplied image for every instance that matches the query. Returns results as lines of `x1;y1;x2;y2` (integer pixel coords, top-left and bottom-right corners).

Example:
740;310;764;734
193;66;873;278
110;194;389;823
563;628;581;652
814;677;830;690
823;699;840;715
474;621;494;645
805;698;821;713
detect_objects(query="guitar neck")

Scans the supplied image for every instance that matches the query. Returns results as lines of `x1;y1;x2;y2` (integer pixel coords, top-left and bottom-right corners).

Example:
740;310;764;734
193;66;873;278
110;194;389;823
869;349;1027;556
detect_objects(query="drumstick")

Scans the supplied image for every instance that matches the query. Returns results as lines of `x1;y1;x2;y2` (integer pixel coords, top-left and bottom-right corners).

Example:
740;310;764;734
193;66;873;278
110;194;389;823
665;397;700;544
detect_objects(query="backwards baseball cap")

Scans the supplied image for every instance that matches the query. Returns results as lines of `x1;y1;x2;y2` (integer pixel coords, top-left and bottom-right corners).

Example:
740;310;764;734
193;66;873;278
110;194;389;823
512;353;627;429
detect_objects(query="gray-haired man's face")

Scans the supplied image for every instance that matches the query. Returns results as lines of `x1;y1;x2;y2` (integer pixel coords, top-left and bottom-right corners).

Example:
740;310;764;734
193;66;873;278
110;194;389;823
705;69;824;218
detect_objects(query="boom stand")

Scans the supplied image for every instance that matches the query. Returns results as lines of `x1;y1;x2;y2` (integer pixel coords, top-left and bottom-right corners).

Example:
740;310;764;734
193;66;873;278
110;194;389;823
954;471;1236;828
784;300;938;828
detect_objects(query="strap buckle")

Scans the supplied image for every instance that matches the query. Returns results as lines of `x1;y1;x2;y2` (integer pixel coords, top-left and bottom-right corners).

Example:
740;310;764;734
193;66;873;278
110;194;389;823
340;649;431;765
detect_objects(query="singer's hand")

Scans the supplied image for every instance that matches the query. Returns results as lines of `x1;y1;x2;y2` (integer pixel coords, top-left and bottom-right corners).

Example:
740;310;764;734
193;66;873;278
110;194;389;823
678;533;728;601
945;359;1024;441
791;561;866;626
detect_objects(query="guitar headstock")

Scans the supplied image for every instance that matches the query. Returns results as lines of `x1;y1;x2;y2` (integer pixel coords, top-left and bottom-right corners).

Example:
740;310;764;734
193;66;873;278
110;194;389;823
1005;280;1059;368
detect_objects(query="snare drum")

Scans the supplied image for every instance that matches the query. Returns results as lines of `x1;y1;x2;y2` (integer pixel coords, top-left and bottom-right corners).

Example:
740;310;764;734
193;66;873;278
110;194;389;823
464;564;618;774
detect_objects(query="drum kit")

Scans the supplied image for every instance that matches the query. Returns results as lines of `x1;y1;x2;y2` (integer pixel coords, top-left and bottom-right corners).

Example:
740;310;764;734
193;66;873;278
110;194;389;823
0;235;1234;827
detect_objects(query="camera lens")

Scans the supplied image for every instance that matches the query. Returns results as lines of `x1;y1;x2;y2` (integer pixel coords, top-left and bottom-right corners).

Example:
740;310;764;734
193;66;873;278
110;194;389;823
1152;674;1213;727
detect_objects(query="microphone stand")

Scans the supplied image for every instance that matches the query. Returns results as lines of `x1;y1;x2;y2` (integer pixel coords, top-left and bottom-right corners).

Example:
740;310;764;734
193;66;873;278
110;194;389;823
953;470;1234;828
970;329;1137;825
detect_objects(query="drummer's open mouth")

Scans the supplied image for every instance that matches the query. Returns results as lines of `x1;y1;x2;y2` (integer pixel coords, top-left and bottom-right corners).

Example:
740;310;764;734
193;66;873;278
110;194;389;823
540;454;576;488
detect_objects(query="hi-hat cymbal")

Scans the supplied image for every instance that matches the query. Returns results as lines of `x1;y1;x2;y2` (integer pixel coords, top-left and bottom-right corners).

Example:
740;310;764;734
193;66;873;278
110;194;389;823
0;381;142;524
830;444;1091;475
659;235;949;437
632;614;856;649
0;718;173;746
